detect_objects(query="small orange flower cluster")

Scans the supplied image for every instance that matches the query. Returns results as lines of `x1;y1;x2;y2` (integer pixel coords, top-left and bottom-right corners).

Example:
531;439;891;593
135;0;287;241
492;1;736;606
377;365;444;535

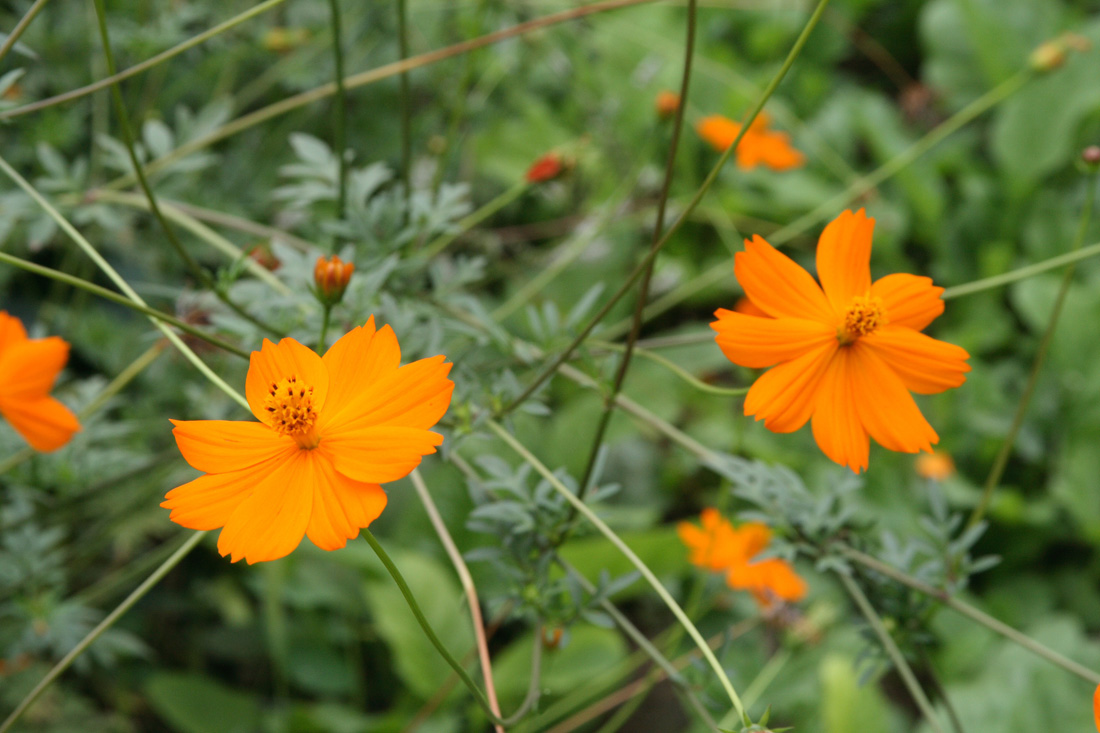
678;508;806;610
696;112;805;171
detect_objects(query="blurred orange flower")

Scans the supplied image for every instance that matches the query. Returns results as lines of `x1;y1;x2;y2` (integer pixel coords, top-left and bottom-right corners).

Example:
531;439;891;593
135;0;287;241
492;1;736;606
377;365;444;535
678;508;806;609
696;112;804;171
1093;683;1099;733
526;152;565;183
0;311;80;452
915;450;955;481
711;209;970;473
655;90;681;119
163;317;454;564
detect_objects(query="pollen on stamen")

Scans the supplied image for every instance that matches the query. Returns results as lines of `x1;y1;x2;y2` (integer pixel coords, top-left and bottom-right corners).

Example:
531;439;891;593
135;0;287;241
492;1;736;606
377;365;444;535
263;375;318;437
838;295;887;344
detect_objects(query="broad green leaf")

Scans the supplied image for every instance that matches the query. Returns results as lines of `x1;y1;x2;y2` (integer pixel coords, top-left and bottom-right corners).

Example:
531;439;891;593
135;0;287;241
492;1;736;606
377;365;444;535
144;673;261;733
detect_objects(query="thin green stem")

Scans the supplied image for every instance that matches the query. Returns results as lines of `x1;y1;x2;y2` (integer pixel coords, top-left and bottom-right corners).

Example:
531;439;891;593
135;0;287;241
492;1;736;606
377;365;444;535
327;0;348;228
90;0;280;338
920;649;967;733
590;339;747;396
361;530;507;726
0;152;248;408
968;171;1098;528
498;0;831;417
0;531;206;733
575;0;698;499
0;252;249;358
941;240;1100;299
397;0;412;220
840;546;1100;685
837;572;946;733
319;304;333;350
421;180;528;258
0;0;50;65
487;419;745;719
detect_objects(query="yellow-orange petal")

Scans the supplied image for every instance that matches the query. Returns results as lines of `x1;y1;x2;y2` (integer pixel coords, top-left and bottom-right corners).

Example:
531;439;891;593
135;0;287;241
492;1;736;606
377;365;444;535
735;522;772;561
0;337;69;400
737;131;805;172
729;557;806;602
850;343;938;455
733;297;769;317
322;425;444;484
0;311;28;352
217;450;316;563
862;326;970;395
1093;683;1099;733
305;456;387;551
711;309;833;368
320;317;402;426
697;115;740;152
744;341;838;433
870;273;945;331
0;395;80;452
816;209;874;312
245;337;330;427
811;347;869;472
734;235;834;322
170;419;296;474
325;355;454;433
161;456;285;530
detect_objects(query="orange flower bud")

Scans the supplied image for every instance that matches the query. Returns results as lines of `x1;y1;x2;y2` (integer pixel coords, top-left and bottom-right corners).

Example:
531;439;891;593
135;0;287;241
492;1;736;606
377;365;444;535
314;255;354;303
915;450;955;481
247;243;281;271
655;90;680;120
525;152;566;183
1029;33;1090;72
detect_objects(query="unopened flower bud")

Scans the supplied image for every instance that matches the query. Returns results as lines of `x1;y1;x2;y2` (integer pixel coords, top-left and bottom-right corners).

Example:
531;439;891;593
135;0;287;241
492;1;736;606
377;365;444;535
314;255;354;303
915;450;955;481
655;90;680;120
1029;33;1091;72
1082;145;1100;169
525;151;568;183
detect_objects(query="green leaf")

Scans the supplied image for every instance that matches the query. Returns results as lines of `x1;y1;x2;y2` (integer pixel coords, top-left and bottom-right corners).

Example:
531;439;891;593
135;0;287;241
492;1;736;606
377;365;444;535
144;673;261;733
820;654;896;733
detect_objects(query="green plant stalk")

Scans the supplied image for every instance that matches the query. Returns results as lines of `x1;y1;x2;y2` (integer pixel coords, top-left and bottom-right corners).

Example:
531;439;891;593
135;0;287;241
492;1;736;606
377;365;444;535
318;303;333;350
837;572;946;733
941;240;1100;299
0;531;206;733
589;339;748;396
0;252;249;358
361;529;508;726
840;546;1100;684
397;0;412;220
0;0;50;64
714;647;793;729
0;340;165;477
96;0;663;193
1;0;288;119
487;420;746;719
327;0;348;227
575;0;698;500
90;0;281;339
604;68;1036;340
969;171;1099;528
422;180;528;258
498;0;832;417
0;153;249;408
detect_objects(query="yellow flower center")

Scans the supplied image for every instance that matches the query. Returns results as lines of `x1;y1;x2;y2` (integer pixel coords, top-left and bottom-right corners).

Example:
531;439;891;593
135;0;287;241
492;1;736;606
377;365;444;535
838;295;887;345
264;376;319;446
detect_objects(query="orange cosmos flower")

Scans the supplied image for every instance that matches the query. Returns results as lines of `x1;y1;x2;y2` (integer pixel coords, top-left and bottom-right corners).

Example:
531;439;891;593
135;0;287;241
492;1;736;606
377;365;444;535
655;90;681;119
915;449;955;481
1094;683;1100;733
0;312;80;452
696;112;804;171
163;316;454;564
711;209;970;473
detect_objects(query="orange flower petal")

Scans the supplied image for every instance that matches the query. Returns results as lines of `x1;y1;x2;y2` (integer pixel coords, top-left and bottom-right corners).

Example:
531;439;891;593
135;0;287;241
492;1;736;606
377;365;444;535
325;355;454;432
0;337;69;400
0;396;80;452
737;131;805;171
712;309;834;368
323;425;444;484
870;273;945;331
816;209;874;311
736;522;772;560
245;337;330;427
697;115;740;151
0;311;28;351
729;557;806;602
851;344;938;455
170;419;295;474
1093;683;1099;733
217;451;316;563
811;348;869;472
305;457;387;551
744;341;838;433
735;235;834;322
320;317;402;426
161;456;285;530
733;297;769;317
862;326;970;395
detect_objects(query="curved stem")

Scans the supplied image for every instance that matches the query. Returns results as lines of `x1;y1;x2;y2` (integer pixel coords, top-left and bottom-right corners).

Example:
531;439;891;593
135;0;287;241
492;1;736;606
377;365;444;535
968;171;1098;528
837;571;946;733
941;240;1100;299
396;0;412;220
0;531;206;733
0;0;50;65
589;339;748;396
327;0;348;228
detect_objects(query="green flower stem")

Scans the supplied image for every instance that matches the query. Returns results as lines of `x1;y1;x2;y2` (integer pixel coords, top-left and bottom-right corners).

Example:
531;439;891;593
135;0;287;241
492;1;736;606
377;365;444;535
840;546;1100;685
0;0;288;119
327;0;348;229
589;339;748;397
0;531;207;733
486;419;746;719
837;571;946;733
318;303;333;351
0;251;249;359
575;0;698;501
604;68;1036;340
0;152;249;409
360;529;508;727
97;0;664;193
0;340;165;477
397;0;412;220
968;170;1099;528
498;0;832;417
421;180;528;259
941;240;1100;299
0;0;50;64
90;0;282;340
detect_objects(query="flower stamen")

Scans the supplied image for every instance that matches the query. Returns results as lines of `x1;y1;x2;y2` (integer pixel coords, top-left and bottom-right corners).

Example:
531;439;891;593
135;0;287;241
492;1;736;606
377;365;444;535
264;376;318;445
838;295;887;344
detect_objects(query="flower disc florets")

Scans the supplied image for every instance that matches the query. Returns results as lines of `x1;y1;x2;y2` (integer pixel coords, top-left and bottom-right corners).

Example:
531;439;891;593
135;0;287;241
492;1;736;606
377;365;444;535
839;295;887;344
264;376;317;439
